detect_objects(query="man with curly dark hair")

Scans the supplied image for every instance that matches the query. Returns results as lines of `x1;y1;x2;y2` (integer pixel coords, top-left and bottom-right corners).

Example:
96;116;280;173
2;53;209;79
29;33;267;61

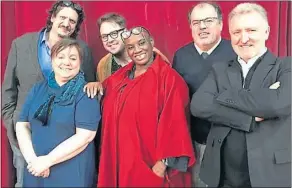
1;1;95;187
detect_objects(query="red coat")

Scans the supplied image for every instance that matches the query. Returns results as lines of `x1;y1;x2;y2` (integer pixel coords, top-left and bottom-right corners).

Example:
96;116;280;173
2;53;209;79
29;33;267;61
98;55;195;187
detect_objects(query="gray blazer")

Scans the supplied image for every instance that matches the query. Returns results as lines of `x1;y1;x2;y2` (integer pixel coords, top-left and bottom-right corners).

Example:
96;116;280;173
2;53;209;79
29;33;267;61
1;29;96;146
191;51;291;187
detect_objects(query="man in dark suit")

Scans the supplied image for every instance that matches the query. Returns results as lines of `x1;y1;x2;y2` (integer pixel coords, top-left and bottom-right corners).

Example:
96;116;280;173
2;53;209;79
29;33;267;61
1;1;95;187
172;2;236;187
191;2;291;187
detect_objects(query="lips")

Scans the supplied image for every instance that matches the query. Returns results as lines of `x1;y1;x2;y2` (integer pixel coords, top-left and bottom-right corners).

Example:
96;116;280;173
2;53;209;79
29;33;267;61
107;42;119;48
239;44;253;48
59;67;72;72
199;32;210;38
134;53;146;61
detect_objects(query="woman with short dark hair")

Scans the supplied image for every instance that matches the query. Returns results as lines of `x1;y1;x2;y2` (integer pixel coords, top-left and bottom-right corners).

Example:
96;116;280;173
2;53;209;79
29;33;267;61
16;38;100;187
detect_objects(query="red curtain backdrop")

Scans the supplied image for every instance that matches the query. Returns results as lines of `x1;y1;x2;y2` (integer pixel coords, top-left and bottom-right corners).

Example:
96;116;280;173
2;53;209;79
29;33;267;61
1;1;291;187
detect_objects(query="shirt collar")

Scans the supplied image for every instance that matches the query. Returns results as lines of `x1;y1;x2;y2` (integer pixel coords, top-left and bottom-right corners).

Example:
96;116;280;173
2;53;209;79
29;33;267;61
41;29;49;44
237;47;267;68
194;37;222;55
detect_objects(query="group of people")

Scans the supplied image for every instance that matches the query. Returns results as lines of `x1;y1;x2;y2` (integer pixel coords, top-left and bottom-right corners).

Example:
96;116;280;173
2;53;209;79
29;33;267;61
2;1;291;188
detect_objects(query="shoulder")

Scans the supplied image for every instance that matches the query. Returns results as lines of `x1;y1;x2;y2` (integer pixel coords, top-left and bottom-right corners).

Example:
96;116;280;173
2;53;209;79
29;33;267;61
28;80;48;96
13;32;39;46
277;56;291;70
211;59;232;72
76;83;100;105
218;39;236;53
76;38;90;50
161;63;188;87
174;42;194;56
98;53;112;68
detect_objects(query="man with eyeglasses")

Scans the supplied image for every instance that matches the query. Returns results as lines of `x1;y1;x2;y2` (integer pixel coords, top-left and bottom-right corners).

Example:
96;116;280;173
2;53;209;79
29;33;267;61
172;2;236;187
98;26;195;187
83;13;169;98
2;1;95;187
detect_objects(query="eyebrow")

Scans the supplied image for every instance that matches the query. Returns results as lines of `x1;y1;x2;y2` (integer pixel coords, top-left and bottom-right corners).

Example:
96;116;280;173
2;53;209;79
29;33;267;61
59;15;77;23
69;18;77;23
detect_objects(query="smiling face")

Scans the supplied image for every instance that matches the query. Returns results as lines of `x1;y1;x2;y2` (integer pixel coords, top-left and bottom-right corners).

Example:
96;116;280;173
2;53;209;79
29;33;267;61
50;7;79;38
124;32;154;66
52;45;81;85
229;11;269;62
190;3;222;51
100;21;125;55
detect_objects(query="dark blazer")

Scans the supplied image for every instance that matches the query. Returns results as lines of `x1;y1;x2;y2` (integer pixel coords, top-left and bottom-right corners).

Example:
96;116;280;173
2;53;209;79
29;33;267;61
1;29;96;146
173;39;236;143
191;51;291;187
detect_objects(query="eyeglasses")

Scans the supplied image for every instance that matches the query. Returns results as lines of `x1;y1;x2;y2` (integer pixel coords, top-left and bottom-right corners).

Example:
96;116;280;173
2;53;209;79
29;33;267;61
58;1;83;13
192;17;219;27
121;26;150;42
100;28;125;42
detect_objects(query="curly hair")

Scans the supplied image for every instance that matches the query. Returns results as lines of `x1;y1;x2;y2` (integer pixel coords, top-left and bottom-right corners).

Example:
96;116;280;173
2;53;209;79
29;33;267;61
45;1;85;39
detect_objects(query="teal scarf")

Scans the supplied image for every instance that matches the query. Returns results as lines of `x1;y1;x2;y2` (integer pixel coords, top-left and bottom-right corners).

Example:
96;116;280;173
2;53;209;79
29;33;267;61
34;71;86;125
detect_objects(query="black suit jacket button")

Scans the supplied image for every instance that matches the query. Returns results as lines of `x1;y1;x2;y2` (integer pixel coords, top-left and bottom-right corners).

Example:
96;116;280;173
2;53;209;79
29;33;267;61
218;139;222;143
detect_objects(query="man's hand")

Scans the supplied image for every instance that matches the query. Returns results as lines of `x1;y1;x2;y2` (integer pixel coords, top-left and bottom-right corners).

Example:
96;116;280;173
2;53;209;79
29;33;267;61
255;117;264;122
152;160;166;178
269;81;280;89
83;82;103;98
255;82;281;122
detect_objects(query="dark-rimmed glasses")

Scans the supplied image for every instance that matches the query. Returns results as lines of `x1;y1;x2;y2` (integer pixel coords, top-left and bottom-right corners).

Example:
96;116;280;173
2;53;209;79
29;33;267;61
58;1;83;13
121;26;150;42
192;17;219;27
100;28;125;42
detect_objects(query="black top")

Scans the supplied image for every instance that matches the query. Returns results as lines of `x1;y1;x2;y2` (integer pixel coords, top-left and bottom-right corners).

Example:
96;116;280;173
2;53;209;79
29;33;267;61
173;39;237;144
111;56;122;74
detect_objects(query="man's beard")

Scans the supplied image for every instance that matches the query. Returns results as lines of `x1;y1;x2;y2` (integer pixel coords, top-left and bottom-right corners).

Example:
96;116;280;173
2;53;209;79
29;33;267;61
57;25;72;38
58;33;70;38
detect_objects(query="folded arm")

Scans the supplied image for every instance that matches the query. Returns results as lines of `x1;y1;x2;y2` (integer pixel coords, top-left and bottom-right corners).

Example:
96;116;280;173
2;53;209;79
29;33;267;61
215;58;291;118
191;68;253;132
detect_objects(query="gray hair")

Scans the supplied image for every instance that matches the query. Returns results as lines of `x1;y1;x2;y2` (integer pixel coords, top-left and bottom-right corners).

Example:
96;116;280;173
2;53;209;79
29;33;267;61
228;3;268;25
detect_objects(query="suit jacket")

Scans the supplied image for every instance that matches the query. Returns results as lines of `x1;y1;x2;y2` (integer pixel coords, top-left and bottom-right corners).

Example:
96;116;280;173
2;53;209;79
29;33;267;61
190;51;291;187
1;29;96;146
173;39;237;143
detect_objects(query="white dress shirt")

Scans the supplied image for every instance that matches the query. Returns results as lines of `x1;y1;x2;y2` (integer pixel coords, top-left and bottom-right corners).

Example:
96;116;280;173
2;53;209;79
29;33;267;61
194;37;222;55
237;47;267;87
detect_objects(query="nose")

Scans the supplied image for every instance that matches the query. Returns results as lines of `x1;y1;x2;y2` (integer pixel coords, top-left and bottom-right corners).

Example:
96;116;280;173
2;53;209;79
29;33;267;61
199;21;207;29
133;45;142;53
62;57;71;66
240;31;249;44
63;18;70;27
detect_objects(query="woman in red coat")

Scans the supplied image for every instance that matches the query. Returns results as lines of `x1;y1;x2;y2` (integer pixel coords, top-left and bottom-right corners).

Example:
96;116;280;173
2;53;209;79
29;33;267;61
98;26;195;187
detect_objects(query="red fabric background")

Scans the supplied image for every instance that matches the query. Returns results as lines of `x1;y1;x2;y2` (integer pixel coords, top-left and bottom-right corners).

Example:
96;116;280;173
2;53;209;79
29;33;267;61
1;1;291;187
